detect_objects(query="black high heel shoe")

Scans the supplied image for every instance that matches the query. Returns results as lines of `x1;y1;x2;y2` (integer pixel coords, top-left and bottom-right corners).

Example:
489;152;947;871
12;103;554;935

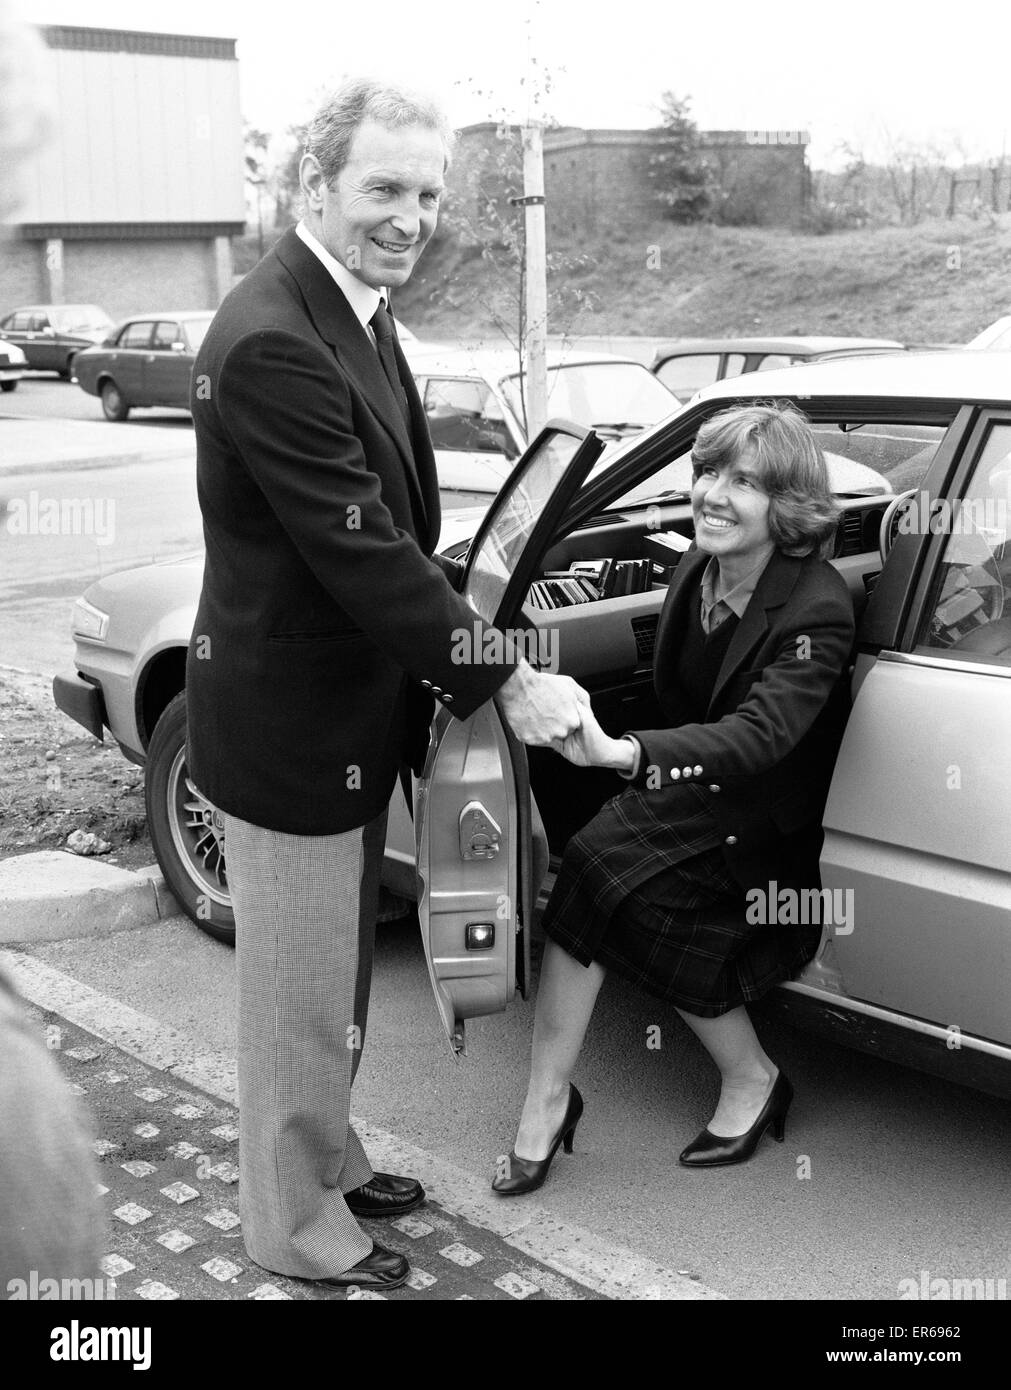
678;1071;793;1168
491;1084;583;1196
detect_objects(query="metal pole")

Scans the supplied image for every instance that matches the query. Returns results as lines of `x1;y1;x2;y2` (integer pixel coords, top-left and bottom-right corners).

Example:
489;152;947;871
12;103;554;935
521;121;548;440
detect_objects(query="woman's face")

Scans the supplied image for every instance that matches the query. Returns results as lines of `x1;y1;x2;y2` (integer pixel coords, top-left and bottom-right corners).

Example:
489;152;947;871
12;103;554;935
691;445;773;563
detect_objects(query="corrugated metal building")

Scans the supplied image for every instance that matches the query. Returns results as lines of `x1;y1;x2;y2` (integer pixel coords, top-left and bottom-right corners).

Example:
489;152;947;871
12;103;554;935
0;24;244;318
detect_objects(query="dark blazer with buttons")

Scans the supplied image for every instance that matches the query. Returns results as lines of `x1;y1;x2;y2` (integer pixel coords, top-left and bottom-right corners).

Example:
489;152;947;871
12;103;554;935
627;545;855;891
185;227;515;835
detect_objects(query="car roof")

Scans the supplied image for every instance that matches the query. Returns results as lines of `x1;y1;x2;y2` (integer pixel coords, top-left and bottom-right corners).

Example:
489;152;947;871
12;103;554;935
5;303;108;314
695;348;1011;404
118;310;215;321
653;335;905;358
403;345;645;380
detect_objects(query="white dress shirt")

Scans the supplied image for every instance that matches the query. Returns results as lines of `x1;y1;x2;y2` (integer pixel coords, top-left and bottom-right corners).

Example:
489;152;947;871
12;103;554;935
295;220;388;344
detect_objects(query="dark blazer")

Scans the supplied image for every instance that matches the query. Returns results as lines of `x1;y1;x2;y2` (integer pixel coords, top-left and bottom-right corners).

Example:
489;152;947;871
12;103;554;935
185;228;515;835
628;546;856;890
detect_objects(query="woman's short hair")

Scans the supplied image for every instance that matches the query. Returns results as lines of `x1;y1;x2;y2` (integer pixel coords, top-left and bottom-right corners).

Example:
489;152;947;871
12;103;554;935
691;402;840;559
304;78;454;186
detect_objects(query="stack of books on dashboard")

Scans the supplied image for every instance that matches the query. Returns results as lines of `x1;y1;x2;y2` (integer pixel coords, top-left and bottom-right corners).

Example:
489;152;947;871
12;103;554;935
526;558;663;609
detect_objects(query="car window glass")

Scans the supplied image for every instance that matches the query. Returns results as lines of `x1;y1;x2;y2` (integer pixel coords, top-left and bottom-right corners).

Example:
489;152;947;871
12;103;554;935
7;312;29;331
654;353;721;396
809;422;946;493
756;354;792;372
606;418;949;510
151;322;180;350
118;321;154;349
30;313;49;332
916;421;1011;665
423;377;514;455
724;353;747;377
464;431;584;622
182;317;211;353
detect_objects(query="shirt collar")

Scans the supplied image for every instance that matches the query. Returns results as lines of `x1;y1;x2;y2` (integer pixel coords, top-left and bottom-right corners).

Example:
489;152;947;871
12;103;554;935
295;220;386;332
700;549;774;628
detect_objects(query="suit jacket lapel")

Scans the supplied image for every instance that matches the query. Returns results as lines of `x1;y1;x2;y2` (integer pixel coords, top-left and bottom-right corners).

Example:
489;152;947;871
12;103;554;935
273;230;429;534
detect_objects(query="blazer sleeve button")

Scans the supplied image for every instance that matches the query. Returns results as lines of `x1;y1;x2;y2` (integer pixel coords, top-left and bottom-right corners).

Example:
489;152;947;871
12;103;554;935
725;834;738;845
682;766;693;778
443;693;454;704
670;768;681;781
693;764;703;776
420;679;432;689
708;783;721;793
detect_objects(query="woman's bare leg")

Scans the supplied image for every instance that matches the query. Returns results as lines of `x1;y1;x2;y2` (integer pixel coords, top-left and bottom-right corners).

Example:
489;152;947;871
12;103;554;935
675;1005;777;1136
511;940;606;1160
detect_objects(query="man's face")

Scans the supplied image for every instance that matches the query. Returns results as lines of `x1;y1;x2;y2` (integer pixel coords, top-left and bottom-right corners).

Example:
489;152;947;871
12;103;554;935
302;119;445;290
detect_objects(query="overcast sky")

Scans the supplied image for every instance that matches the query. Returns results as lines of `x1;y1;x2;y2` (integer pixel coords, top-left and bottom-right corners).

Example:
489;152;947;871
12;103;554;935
26;0;1011;169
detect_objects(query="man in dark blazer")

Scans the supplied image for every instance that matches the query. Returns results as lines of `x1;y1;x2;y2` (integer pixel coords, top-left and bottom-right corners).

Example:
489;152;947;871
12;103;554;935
186;80;587;1290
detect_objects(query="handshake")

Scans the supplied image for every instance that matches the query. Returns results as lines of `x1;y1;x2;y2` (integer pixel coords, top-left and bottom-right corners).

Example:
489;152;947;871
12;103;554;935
496;660;637;774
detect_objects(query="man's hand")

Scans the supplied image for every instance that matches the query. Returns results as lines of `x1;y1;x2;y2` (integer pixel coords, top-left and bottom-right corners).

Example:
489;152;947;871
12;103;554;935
497;660;590;745
551;701;638;772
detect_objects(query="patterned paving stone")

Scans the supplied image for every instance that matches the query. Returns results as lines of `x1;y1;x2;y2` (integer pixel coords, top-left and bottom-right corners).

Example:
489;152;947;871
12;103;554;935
160;1182;200;1205
157;1230;197;1253
495;1271;541;1299
113;1203;153;1225
121;1161;158;1178
439;1242;483;1268
203;1208;241;1231
135;1280;179;1300
45;1012;606;1302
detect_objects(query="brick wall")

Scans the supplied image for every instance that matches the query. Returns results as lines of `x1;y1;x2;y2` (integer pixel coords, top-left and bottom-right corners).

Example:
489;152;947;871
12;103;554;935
451;124;810;235
61;239;220;319
0;238;45;310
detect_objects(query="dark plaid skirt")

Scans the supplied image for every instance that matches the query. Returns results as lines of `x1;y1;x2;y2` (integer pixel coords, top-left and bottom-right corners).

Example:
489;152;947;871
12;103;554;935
540;781;816;1017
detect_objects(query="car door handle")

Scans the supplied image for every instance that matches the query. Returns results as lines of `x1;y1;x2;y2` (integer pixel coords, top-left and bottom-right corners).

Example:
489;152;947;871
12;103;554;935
459;801;502;860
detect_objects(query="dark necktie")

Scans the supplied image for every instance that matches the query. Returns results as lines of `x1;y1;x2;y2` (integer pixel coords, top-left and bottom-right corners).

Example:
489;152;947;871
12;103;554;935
369;299;412;431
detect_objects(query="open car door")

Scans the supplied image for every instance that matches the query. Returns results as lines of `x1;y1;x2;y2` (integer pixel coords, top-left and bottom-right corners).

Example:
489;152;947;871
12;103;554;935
415;423;605;1055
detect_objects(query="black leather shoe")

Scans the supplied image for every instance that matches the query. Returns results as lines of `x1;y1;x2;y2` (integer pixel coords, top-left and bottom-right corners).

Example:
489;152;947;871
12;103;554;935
679;1071;793;1168
321;1241;409;1290
345;1172;425;1218
491;1084;583;1196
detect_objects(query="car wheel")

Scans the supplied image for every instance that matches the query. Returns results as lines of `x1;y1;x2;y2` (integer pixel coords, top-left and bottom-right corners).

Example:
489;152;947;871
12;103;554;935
0;380;16;392
144;691;235;945
61;352;76;379
100;379;130;421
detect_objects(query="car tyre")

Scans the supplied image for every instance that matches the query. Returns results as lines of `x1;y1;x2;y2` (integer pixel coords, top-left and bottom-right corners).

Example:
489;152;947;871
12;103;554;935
101;378;130;421
144;691;235;945
0;380;16;392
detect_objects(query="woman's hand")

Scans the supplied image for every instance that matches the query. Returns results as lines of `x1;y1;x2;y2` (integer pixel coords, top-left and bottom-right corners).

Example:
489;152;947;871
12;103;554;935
551;702;637;772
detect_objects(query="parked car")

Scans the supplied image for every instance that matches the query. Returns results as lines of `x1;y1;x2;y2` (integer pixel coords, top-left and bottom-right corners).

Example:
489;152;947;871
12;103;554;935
650;336;906;399
73;311;215;421
967;316;1011;352
0;338;27;392
404;345;683;492
54;352;1011;1094
0;304;113;377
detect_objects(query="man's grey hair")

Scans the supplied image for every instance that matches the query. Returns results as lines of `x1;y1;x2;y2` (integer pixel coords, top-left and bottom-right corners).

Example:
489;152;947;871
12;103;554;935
305;78;454;185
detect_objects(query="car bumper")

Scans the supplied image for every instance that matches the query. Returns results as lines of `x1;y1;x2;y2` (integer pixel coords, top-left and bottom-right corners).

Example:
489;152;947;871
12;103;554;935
52;669;108;741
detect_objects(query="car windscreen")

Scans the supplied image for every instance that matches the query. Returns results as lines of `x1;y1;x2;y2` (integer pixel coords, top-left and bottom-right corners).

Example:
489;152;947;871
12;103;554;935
49;307;113;334
182;317;213;352
500;362;680;435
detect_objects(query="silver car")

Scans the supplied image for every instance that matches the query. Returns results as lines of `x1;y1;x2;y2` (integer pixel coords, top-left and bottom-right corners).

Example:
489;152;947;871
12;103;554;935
54;351;1011;1095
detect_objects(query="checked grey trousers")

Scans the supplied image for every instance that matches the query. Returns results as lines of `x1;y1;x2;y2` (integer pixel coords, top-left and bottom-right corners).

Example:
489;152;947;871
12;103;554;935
222;805;389;1278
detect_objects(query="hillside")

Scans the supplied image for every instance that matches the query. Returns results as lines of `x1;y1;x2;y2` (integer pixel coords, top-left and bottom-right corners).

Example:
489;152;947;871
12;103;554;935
394;213;1011;347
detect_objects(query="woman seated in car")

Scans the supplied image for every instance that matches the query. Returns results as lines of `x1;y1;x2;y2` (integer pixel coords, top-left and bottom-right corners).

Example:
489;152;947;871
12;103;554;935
492;402;856;1193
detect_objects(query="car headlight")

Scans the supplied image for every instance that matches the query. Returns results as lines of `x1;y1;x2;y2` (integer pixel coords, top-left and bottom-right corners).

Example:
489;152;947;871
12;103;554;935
72;597;109;641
